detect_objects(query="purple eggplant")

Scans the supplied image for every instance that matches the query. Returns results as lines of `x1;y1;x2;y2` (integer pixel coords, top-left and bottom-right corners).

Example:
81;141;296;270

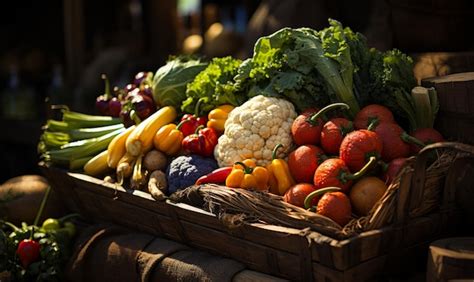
108;97;122;117
131;94;155;120
95;74;112;115
140;84;154;102
133;71;148;86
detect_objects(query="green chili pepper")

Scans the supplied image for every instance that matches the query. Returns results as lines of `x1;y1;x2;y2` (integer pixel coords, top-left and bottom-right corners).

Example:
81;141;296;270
41;218;61;232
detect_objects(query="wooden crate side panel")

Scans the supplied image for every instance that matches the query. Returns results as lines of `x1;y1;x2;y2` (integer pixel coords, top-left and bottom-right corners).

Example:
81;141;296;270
73;187;179;239
44;168;460;278
178;219;300;280
167;201;337;264
69;173;170;215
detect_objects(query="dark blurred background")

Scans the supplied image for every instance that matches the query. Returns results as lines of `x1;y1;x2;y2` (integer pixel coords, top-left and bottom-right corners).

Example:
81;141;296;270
1;0;473;182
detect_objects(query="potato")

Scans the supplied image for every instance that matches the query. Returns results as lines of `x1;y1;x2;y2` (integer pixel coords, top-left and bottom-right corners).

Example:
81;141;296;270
143;150;167;171
148;170;167;201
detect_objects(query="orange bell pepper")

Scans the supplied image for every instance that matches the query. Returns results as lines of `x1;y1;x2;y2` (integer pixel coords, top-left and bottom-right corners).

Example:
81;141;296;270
207;104;234;133
267;144;295;195
225;159;269;191
153;120;186;155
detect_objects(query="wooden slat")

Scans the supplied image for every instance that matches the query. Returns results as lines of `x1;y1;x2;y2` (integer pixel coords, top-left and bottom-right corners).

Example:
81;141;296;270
169;198;336;264
73;188;179;239
427;237;474;281
177;219;301;280
395;169;414;224
70;173;169;216
421;72;474;144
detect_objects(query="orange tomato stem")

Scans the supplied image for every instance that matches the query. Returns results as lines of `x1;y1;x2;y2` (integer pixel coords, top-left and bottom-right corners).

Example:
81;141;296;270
304;186;341;209
344;156;377;181
308;103;350;125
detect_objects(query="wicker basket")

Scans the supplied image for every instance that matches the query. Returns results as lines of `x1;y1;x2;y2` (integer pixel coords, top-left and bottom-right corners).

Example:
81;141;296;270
40;142;474;281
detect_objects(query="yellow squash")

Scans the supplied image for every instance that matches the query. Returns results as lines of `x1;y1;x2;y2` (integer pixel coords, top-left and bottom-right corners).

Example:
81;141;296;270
84;150;109;176
126;106;177;157
107;125;136;168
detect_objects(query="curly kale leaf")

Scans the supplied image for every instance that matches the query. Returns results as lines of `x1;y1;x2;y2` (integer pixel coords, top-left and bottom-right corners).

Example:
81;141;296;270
182;56;244;115
366;49;418;129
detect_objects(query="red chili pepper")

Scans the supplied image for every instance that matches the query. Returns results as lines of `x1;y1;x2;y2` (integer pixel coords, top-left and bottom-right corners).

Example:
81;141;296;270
180;100;208;137
195;166;233;185
182;126;218;157
16;239;41;268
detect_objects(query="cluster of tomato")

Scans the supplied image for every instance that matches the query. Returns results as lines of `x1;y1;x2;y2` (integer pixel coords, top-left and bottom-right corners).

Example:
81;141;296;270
282;103;444;226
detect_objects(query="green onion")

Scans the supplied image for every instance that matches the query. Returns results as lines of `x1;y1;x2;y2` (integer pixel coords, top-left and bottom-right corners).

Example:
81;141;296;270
62;110;122;127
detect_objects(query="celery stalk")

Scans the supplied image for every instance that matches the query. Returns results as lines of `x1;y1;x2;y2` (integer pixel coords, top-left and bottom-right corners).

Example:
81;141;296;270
411;86;433;129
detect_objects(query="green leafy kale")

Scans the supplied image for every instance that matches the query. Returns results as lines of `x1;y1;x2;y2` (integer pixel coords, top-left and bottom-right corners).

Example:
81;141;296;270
234;28;332;112
234;20;368;117
365;49;418;130
181;56;244;115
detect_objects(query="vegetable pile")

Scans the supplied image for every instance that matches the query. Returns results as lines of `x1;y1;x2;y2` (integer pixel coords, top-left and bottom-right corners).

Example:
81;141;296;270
39;19;446;230
1;186;77;281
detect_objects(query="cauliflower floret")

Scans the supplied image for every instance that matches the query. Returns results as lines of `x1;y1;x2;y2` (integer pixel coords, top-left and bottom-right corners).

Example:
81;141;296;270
214;95;297;166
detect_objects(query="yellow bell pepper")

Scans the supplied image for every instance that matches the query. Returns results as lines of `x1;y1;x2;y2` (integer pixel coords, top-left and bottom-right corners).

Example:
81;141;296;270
153;121;185;156
225;159;269;191
267;144;295;195
207;104;234;133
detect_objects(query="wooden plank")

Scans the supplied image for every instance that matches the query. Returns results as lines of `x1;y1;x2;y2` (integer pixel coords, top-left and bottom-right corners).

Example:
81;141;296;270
177;219;301;280
427;237;474;281
421;72;474;144
73;187;179;239
70;173;169;216
403;214;441;246
311;261;344;282
396;169;414;224
169;198;337;264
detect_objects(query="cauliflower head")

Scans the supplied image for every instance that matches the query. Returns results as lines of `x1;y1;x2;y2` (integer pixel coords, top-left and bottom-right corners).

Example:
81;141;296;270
214;95;296;166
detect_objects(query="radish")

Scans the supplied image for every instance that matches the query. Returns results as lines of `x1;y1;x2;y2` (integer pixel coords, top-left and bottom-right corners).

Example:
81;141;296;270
409;128;444;154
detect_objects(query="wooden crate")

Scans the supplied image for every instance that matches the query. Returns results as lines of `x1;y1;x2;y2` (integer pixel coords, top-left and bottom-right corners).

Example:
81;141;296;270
422;72;474;145
40;148;466;282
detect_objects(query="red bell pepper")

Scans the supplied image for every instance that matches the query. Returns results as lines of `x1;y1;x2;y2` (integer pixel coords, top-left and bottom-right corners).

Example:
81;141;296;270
195;166;233;185
180;100;208;137
182;125;218;157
